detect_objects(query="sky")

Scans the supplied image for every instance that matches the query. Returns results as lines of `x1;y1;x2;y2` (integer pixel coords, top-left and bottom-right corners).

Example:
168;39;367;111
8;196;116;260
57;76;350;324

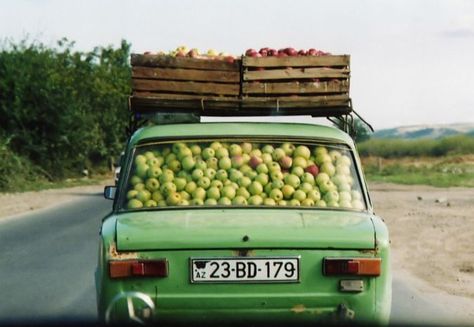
1;0;473;130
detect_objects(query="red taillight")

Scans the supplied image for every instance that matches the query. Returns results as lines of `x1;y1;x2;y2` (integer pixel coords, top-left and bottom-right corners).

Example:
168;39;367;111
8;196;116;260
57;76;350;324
109;259;168;278
323;258;381;276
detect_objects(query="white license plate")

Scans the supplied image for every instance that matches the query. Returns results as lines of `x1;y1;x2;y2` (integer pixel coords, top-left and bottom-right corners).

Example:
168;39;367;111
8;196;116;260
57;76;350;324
190;257;300;283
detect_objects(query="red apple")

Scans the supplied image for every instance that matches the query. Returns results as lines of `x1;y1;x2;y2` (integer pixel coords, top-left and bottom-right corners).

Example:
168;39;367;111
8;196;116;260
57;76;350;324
224;55;235;63
268;49;278;56
249;156;263;169
279;156;293;169
144;51;151;55
245;49;258;57
259;48;269;56
298;49;307;56
308;48;318;56
285;47;297;56
187;49;199;58
305;164;320;177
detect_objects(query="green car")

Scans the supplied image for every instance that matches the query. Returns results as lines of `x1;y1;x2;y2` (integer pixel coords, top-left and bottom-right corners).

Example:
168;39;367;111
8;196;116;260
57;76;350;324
97;122;391;325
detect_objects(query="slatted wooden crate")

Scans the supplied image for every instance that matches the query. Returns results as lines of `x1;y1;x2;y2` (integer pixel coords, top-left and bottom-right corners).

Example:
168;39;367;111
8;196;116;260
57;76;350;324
131;54;241;111
241;55;350;110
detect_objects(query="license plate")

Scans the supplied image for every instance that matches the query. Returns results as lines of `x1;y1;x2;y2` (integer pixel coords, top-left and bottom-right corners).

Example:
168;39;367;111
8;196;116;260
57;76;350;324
190;257;300;283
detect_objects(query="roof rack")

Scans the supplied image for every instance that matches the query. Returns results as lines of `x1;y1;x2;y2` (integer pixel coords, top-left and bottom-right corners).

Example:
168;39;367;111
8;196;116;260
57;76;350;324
127;53;373;138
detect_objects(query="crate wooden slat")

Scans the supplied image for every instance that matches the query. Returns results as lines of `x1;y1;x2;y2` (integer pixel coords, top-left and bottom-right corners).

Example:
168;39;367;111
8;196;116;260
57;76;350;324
130;96;240;112
241;94;350;109
132;79;240;96
244;67;349;81
242;80;349;95
132;66;240;83
243;55;350;68
131;54;240;71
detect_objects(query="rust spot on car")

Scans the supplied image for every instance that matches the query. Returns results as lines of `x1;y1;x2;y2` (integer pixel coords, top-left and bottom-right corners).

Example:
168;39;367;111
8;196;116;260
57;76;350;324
291;304;306;314
108;242;138;259
232;249;256;257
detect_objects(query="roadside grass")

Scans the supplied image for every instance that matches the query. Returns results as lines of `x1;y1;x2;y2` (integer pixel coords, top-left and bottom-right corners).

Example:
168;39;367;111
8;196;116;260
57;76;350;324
361;155;474;187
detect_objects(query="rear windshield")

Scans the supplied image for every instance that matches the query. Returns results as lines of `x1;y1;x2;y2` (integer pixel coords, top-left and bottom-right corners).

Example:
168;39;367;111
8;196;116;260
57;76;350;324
120;138;366;211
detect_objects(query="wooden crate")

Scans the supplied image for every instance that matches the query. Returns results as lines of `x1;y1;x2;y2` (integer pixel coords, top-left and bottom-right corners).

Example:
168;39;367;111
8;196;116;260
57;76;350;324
241;55;350;109
131;54;241;107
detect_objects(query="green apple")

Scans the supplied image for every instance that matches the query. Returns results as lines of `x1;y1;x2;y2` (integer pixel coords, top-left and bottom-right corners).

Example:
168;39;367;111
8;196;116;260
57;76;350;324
232;196;247;205
174;177;187;191
332;174;348;187
229;169;244;182
197;176;211;189
206;157;219;170
168;160;182;173
135;154;147;165
145;151;156;160
284;174;300;188
263;198;276;206
249;149;262;158
281;185;295;199
146;157;160;167
261;153;273;165
159;169;174;183
323;190;340;203
185;181;197;194
291;166;305;177
178;199;190;206
272;148;286;161
202;147;215;160
299;182;313;194
176;147;192;160
289;199;301;206
136;190;151;202
215;147;229;159
166;192;182;206
316;172;330;185
261;144;273;154
236;186;250;199
327;200;339;207
301;172;315;185
245;170;258;180
206;186;221;200
160;182;177;197
313;146;328;157
219;157;232;170
129;175;143;186
204;198;218;206
301;198;315;207
294;145;310;160
231;155;244;168
315;153;332;166
316;199;327;207
241;142;252;154
147;165;162;178
248;195;263;205
338;182;351;192
277;200;288;206
221;185;236;200
190;198;204;206
255;173;269;186
229;144;242;156
152;191;164;202
210;180;224;190
248;181;263;195
256;163;269;174
135;163;150;178
337;155;352;166
144;199;157;207
181;156;196;171
237;176;251;188
215;169;228;182
172;142;186;154
263;183;272;195
270;170;284;182
134;183;145;191
145;178;160;192
126;190;138;200
307;189;321;202
329;150;342;162
293;189;307;201
190;144;202;156
192;168;204;181
218;197;232;205
195;159;207;170
161;147;171;156
272;179;284;189
128;199;143;209
319;180;337;193
269;189;284;201
336;164;351;176
281;142;295;155
339;191;352;203
293;156;307;169
204;168;216;180
239;164;252;175
192;187;206;201
165;153;177;166
210;141;222;151
339;200;352;209
268;161;281;173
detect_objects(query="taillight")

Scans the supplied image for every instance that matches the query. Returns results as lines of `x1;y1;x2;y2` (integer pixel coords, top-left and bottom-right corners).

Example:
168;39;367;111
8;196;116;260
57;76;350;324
109;259;168;278
323;258;381;276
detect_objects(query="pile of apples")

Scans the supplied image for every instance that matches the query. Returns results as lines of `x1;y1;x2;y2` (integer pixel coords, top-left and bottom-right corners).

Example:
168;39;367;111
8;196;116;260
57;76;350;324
245;47;330;57
125;141;364;210
144;46;237;63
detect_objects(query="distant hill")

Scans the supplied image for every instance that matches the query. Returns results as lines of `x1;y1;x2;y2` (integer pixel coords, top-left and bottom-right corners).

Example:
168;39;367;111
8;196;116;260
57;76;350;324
372;123;474;139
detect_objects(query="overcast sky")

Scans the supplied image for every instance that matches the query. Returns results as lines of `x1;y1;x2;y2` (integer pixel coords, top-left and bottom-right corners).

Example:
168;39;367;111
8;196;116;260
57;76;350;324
1;0;473;129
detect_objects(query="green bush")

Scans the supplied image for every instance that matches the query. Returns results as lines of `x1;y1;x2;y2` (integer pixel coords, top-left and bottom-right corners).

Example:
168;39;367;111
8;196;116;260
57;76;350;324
0;38;131;180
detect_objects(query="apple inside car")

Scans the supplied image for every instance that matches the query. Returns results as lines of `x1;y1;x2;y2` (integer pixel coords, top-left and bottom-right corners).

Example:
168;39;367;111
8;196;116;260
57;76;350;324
96;122;391;326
